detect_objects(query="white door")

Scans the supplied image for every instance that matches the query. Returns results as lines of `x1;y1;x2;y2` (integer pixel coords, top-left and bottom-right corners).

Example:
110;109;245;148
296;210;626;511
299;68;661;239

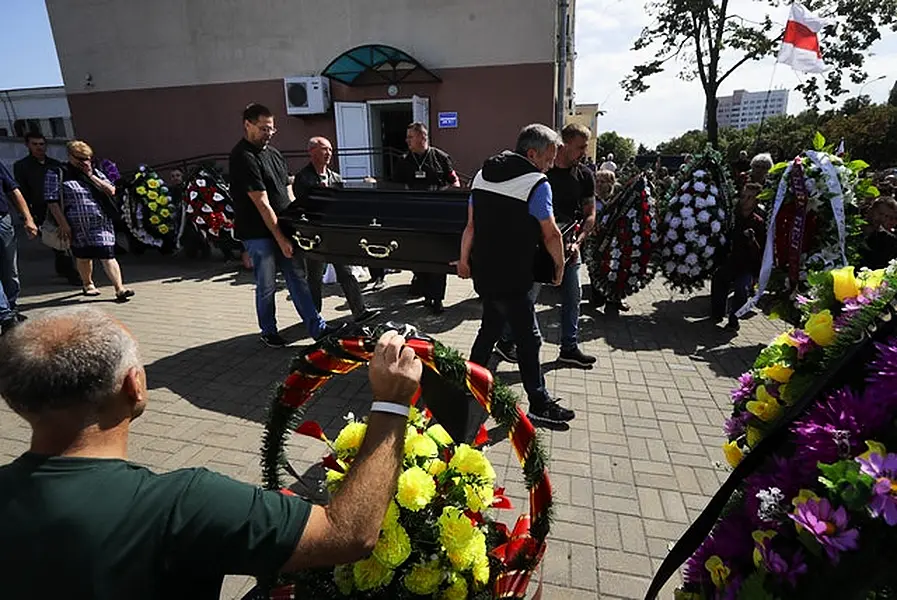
334;101;374;180
412;95;430;130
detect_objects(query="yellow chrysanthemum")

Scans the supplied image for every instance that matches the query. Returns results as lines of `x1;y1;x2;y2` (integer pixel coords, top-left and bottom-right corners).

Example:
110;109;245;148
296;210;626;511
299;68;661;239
446;528;486;571
147;178;160;189
159;208;171;218
746;386;782;423
158;196;169;206
334;422;367;458
472;552;490;587
440;574;468;600
746;426;763;448
382;499;400;529
438;506;478;554
353;556;393;591
373;522;411;569
464;483;494;513
149;215;161;225
405;432;439;460
403;559;444;595
723;440;743;468
147;202;158;212
761;363;794;384
136;186;147;195
147;190;159;200
408;405;426;428
427;458;448;478
805;310;835;346
334;564;354;595
705;555;729;590
426;424;454;447
396;466;436;511
159;224;170;234
449;444;496;482
831;266;861;301
325;469;345;492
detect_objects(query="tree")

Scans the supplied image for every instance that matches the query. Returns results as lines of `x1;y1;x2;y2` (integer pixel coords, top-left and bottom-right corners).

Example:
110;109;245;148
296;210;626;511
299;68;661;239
656;130;708;156
889;80;897;107
822;105;897;169
622;0;897;147
595;131;637;165
839;95;873;118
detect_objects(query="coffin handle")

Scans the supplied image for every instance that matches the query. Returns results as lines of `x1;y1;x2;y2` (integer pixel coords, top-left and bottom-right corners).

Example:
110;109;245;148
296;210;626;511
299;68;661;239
295;234;321;251
359;239;399;259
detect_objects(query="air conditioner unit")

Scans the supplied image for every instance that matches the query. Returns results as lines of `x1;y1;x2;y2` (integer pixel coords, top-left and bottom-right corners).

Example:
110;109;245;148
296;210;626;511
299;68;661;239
284;76;331;116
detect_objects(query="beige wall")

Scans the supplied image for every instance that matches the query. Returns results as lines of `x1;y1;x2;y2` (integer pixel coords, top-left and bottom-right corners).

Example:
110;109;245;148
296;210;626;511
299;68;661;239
47;0;558;94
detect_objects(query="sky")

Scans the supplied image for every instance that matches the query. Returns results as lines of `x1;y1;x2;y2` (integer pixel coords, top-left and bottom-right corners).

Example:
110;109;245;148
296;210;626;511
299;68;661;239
2;0;895;148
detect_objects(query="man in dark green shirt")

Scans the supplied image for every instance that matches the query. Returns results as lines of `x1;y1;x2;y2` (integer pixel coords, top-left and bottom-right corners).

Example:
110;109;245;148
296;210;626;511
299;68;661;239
0;307;422;600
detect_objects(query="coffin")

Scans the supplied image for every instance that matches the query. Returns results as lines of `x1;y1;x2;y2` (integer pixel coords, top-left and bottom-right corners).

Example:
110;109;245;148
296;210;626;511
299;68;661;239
278;183;579;277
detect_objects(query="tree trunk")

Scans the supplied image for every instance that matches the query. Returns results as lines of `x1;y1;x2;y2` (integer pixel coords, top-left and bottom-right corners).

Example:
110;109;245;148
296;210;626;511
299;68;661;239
705;88;720;148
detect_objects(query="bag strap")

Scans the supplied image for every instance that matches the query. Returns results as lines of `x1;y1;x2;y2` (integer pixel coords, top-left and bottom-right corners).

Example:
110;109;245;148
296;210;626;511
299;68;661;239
643;298;897;599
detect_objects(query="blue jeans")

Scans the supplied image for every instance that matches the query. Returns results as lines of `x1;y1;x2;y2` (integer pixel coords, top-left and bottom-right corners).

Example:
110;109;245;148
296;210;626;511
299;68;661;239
243;238;327;338
500;258;582;351
0;214;20;322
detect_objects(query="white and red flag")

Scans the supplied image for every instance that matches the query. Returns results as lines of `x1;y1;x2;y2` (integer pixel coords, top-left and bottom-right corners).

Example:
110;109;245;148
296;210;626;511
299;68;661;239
777;2;832;73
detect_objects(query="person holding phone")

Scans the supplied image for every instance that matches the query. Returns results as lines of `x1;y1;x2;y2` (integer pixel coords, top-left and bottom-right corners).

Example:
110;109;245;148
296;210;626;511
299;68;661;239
458;124;575;428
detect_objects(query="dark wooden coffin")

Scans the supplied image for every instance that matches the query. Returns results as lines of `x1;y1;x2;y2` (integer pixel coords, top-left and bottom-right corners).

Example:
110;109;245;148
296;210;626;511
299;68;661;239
279;184;469;273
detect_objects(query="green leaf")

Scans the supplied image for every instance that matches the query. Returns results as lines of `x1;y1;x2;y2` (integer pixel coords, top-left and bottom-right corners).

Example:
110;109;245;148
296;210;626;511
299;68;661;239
847;159;871;173
768;162;789;177
737;572;777;600
797;527;823;557
757;188;775;203
813;131;826;151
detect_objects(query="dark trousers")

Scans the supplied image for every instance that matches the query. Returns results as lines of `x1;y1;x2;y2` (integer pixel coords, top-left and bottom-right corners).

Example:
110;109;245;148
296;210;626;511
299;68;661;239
469;290;550;410
413;271;446;302
711;265;754;319
54;249;76;276
369;267;385;280
305;259;367;318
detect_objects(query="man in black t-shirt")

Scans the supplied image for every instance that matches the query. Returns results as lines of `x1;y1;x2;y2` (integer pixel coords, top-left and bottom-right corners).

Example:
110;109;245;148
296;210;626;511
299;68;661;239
229;103;329;347
393;122;461;313
0;307;423;600
495;123;598;369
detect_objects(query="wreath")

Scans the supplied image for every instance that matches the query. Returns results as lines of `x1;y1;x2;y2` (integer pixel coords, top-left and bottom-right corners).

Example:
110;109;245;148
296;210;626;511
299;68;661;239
742;133;872;324
183;166;237;242
96;158;121;185
584;174;659;301
120;165;181;249
658;145;736;294
644;260;897;599
259;322;552;600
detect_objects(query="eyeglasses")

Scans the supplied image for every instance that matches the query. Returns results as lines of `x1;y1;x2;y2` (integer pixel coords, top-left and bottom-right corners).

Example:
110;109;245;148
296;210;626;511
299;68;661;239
252;122;277;134
72;154;92;162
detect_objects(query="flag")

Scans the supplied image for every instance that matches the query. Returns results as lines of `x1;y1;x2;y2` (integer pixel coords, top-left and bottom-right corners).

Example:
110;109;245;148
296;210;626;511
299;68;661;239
777;2;832;73
836;138;846;156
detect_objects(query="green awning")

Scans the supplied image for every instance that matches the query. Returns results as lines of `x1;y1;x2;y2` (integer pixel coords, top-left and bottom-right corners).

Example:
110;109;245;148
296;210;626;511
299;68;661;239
322;44;441;86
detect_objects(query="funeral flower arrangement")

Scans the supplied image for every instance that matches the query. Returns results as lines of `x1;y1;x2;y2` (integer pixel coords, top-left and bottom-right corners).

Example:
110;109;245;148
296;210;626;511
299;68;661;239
183;167;236;242
668;261;897;599
121;165;180;248
746;133;872;324
585;175;660;301
96;158;121;184
659;146;736;294
261;324;553;600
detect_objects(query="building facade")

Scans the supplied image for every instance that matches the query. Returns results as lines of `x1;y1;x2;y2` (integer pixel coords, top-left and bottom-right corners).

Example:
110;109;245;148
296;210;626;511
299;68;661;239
709;88;789;131
46;0;576;181
0;86;74;171
566;103;601;161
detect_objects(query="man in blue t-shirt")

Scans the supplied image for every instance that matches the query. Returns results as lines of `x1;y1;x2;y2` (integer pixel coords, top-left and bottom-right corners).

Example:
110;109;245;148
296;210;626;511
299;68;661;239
0;307;423;599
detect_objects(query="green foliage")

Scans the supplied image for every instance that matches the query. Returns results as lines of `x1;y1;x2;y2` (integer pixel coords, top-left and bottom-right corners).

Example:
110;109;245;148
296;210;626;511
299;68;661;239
813;132;827;151
595;131;637;166
818;460;874;511
737;572;779;600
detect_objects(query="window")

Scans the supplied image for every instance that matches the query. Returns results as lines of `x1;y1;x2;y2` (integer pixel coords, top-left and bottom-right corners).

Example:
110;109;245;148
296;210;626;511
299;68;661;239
49;117;66;138
13;119;42;137
0;128;8;137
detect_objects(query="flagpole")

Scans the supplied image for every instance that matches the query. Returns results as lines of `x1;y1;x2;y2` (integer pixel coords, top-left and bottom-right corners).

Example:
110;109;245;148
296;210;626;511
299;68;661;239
752;61;781;152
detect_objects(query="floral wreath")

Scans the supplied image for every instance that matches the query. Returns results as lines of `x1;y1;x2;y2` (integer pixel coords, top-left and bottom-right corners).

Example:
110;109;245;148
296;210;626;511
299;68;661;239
120;165;179;248
741;133;872;324
658;145;736;294
95;158;121;185
183;167;236;241
584;174;659;301
644;260;897;599
260;322;553;599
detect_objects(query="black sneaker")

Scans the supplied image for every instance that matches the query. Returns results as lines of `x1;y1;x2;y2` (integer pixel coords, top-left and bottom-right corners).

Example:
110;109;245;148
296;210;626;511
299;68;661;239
558;347;597;368
494;342;517;363
354;309;379;324
370;277;386;291
430;300;445;314
527;399;576;425
724;317;741;332
261;332;288;348
1;318;18;336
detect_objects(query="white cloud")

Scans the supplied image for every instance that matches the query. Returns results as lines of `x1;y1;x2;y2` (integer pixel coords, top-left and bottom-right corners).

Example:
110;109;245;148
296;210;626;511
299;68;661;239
575;0;897;147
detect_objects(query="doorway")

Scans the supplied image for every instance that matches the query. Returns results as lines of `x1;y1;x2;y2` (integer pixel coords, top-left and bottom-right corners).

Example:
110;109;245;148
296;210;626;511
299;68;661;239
369;102;412;181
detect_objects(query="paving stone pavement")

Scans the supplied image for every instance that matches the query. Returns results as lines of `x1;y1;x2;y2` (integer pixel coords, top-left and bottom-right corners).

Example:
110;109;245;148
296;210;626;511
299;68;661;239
1;236;785;599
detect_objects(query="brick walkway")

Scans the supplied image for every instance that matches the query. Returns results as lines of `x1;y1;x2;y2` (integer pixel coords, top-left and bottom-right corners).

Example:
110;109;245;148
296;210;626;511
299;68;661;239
1;236;783;599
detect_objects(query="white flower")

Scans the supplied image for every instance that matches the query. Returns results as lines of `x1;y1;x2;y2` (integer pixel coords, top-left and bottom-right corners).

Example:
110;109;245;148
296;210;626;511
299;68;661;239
627;208;638;219
632;250;642;258
213;192;225;202
680;181;690;191
680;193;693;205
665;261;677;273
632;264;641;274
632;236;642;246
683;217;697;230
689;266;701;277
608;272;618;281
710;185;719;196
664;212;673;223
711;221;722;234
610;260;619;270
666;230;678;241
684;230;698;242
693;169;707;178
697;211;711;223
698;235;708;247
611;248;622;259
632;221;641;233
670;217;682;229
680;207;694;219
718;209;726;220
651;233;660;243
704;246;715;257
706;196;717;207
189;190;199;200
685;253;699;266
694;198;705;210
693;181;707;193
673;243;687;256
677;264;690;274
196;179;206;187
720;235;727;245
662;248;672;257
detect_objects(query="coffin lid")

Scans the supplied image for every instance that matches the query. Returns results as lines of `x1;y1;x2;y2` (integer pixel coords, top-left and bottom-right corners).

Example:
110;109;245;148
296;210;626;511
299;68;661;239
321;44;441;86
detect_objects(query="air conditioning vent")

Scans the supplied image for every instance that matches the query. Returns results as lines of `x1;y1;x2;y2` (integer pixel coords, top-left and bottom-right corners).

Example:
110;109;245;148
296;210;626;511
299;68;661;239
284;76;331;116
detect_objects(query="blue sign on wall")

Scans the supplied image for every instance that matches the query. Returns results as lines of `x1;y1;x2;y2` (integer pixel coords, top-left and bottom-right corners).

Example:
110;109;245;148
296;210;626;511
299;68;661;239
438;112;458;128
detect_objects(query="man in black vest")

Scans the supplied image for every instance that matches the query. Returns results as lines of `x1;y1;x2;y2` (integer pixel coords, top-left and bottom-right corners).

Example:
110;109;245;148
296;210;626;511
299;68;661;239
393;122;460;313
457;124;575;427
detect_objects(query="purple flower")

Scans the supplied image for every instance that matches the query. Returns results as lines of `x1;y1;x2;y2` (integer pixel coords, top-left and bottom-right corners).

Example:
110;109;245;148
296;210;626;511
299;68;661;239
856;452;897;526
866;337;897;411
788;330;815;359
755;536;808;587
796;294;813;306
683;513;754;586
744;457;814;529
731;372;756;404
789;497;859;563
724;412;752;439
792;388;878;467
